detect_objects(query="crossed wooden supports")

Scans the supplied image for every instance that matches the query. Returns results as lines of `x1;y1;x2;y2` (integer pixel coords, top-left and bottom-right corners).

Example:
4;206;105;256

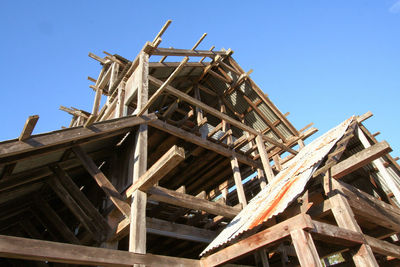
47;141;240;244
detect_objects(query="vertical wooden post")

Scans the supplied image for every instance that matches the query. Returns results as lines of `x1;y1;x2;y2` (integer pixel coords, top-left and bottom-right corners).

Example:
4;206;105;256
290;229;322;267
259;248;270;267
231;156;247;207
357;126;400;203
256;135;274;183
327;178;378;266
129;52;149;259
257;168;267;189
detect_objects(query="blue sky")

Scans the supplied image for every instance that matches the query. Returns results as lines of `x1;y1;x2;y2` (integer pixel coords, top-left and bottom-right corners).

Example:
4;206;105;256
0;1;399;158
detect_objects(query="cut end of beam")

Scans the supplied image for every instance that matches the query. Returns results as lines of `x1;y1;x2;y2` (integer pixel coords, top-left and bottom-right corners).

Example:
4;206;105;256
357;111;373;123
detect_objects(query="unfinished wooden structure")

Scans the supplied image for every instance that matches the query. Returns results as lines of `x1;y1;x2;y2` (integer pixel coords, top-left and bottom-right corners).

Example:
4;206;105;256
0;21;400;266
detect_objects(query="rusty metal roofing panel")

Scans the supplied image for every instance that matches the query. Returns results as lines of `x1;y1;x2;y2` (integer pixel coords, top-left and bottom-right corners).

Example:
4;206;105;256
200;116;354;256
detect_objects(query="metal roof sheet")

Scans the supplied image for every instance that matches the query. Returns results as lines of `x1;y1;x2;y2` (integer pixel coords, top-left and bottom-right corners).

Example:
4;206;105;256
200;116;354;256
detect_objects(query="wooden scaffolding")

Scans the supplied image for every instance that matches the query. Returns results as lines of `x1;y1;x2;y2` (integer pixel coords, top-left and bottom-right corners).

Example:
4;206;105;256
0;21;399;266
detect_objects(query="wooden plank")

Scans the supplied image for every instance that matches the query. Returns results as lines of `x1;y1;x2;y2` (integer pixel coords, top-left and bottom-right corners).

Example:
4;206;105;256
230;156;247;207
146;217;217;243
0;113;157;164
0;234;200;266
357;126;400;203
365;235;400;259
148;75;297;154
310;219;364;246
147;186;240;218
200;214;313;267
130;51;148;257
331;141;392;179
149;62;210;68
256;135;274;183
148;119;260;168
332;179;400;232
328;192;379;266
88;52;106;64
19;115;39;141
290;229;322;267
151;47;227;57
125;145;185;198
72;146;131;218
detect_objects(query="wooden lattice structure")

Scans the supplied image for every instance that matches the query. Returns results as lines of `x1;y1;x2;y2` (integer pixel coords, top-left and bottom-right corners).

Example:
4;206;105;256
0;21;399;266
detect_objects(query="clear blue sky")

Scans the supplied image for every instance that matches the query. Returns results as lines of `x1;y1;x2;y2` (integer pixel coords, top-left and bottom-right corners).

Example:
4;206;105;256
1;1;399;158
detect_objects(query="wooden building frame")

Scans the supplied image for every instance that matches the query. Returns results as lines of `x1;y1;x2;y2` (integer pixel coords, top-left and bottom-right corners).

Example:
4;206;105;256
0;21;399;266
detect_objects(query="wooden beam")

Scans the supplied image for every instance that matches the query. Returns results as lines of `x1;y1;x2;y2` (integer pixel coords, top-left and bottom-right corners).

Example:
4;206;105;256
200;214;313;267
138;56;188;116
256;135;275;183
34;195;81;244
49;164;110;237
357;126;400;203
19;115;39;141
290;229;322;267
331;141;392;179
231;156;247;207
146;217;217;243
151;47;228;57
148;119;260;168
149;62;210;68
72;146;131;218
0;113;157;164
130;51;149;257
148;186;240;218
148;75;297;155
0;234;200;266
125;145;185;198
365;235;400;259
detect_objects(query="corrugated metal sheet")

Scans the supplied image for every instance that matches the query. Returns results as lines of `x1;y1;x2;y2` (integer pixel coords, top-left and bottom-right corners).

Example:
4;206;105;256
200;116;354;256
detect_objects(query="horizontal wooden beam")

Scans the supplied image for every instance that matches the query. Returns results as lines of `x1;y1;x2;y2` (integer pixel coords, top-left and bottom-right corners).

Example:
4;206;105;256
331;141;392;179
0;234;200;266
0;113;157;164
148;75;296;155
147;217;217;243
151;47;228;58
365;235;400;259
200;214;313;266
148;186;240;218
19;115;39;141
125;145;185;198
149;62;210;68
148;119;260;168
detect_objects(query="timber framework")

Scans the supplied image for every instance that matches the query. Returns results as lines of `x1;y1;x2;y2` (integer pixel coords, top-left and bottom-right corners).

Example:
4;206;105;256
0;20;400;266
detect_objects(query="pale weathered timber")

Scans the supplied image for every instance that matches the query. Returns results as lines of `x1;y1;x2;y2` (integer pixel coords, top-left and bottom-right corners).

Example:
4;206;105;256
125;145;185;198
331;141;392;179
19;115;39;141
290;229;322;267
0;234;200;266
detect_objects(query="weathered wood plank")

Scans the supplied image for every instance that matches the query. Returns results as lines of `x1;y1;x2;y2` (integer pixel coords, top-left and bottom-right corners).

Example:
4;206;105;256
0;234;200;266
151;47;227;57
148;119;260;168
19;115;39;141
0;114;157;164
72;146;131;218
125;145;185;198
230;156;247;207
256;135;275;183
148;186;240;218
290;229;322;267
331;141;392;179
